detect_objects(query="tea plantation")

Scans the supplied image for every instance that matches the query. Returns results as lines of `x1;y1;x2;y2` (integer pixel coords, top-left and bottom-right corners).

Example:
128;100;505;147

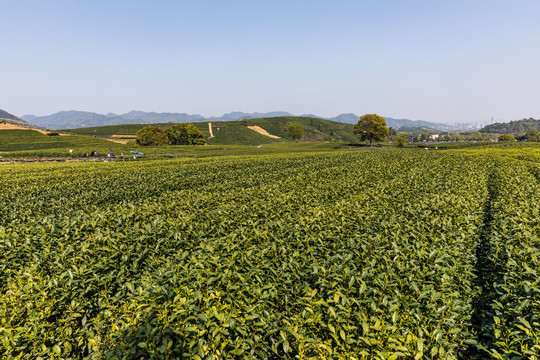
1;149;540;359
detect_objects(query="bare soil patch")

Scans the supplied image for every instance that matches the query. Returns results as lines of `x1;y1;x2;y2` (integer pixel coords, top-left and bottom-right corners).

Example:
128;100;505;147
0;123;65;135
105;138;132;145
247;125;281;139
111;135;136;138
0;123;32;130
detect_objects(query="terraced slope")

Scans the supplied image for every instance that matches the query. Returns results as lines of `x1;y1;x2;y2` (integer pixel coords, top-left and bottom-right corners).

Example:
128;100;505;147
64;116;359;145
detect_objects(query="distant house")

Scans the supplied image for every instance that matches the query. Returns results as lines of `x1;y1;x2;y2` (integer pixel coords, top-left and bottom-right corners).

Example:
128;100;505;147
429;134;440;140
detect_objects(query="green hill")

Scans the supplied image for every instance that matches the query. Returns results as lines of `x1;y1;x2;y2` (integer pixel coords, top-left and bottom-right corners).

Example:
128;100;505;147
480;117;540;134
0;130;131;157
64;116;358;145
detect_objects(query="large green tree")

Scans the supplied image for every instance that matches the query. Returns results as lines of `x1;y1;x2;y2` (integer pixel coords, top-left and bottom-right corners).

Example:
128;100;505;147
165;123;206;145
354;114;389;146
286;123;304;142
135;126;167;146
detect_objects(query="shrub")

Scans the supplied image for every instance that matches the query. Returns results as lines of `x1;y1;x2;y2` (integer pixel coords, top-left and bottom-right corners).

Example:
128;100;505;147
498;134;515;142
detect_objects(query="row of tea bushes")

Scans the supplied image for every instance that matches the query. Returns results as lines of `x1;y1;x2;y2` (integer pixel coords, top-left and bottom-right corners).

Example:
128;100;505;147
478;160;540;358
0;150;528;359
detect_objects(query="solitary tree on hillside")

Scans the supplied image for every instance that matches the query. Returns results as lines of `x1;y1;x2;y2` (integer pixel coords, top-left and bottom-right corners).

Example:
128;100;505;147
354;114;389;146
286;123;304;142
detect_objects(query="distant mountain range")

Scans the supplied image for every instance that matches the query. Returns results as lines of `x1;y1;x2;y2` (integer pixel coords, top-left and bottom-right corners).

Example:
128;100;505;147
0;109;32;127
20;110;456;131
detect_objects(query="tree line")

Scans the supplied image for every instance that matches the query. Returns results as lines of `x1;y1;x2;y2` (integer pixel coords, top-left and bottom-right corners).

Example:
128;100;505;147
480;118;540;135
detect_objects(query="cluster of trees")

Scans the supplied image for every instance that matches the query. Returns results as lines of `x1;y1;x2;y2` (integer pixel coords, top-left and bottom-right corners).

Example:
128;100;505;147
498;130;540;142
517;129;540;142
480;118;540;135
136;123;206;146
411;132;495;142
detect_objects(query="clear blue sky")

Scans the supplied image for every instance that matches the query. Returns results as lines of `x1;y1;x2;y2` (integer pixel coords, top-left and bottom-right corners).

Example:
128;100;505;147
2;0;539;124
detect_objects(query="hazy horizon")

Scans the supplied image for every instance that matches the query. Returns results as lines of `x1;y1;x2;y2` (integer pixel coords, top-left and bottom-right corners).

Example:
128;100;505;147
2;1;539;124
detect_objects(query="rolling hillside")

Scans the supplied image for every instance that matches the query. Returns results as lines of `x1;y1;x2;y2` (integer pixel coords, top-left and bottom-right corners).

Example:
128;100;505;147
65;116;359;145
480;117;540;134
0;129;132;156
0;109;33;127
23;109;453;131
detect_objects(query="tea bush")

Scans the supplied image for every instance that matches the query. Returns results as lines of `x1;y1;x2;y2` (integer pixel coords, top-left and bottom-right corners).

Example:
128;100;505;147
0;151;539;359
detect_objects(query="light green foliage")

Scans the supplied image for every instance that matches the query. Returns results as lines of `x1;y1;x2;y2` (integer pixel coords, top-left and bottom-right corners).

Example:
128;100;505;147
286;123;304;141
1;150;540;358
471;161;540;358
498;134;515;142
393;133;408;148
165;123;206;145
135;126;167;146
354;114;389;146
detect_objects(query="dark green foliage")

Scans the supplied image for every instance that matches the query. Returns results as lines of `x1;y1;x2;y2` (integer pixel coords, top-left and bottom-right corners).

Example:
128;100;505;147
46;132;60;136
135;126;167;146
165;123;206;145
481;118;540;135
525;129;540;142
